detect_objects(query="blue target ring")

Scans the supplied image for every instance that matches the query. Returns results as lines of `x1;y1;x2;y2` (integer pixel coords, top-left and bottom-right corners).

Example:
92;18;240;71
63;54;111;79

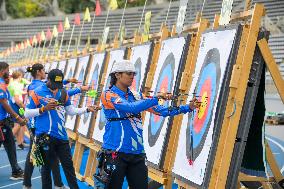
66;69;73;90
83;65;99;122
192;63;216;147
148;53;175;147
131;58;142;92
186;48;221;162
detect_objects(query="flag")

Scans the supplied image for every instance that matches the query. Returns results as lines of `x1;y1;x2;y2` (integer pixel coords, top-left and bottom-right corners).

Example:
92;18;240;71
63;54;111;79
84;7;91;22
29;38;33;46
41;31;46;41
119;20;126;44
109;0;118;10
142;11;151;42
102;26;110;45
26;39;31;47
33;35;38;45
176;0;188;34
15;44;19;52
58;21;64;33
74;13;81;25
46;27;52;40
64;17;70;30
37;33;41;43
20;42;24;50
52;25;58;37
86;35;91;50
95;0;102;16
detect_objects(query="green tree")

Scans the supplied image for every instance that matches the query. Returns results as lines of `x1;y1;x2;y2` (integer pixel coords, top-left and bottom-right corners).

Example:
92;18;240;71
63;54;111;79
6;0;45;18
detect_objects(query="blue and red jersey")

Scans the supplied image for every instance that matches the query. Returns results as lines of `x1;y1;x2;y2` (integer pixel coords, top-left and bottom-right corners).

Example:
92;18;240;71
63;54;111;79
26;84;71;140
0;78;10;120
101;85;192;154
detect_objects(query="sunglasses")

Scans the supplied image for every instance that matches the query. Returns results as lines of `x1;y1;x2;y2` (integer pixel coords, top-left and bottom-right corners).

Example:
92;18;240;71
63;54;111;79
124;72;137;76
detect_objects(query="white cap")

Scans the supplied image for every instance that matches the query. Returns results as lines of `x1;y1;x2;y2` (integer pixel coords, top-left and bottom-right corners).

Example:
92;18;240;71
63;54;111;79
110;60;136;74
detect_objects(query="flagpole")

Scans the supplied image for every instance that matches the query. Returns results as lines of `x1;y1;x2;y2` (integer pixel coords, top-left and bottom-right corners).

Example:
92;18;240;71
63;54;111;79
165;0;172;25
90;14;96;34
118;0;127;35
58;29;65;56
45;34;54;59
40;38;47;60
86;14;96;50
25;44;33;64
35;37;42;61
52;36;59;56
103;8;110;32
31;42;39;63
76;19;85;53
66;24;75;54
138;0;148;33
22;42;28;64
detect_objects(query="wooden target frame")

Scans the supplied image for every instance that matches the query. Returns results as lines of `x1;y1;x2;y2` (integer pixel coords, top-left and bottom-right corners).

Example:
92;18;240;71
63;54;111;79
49;60;58;71
173;3;284;189
80;38;127;185
91;47;126;144
65;56;91;140
145;19;210;189
73;51;107;180
143;34;191;169
172;25;242;188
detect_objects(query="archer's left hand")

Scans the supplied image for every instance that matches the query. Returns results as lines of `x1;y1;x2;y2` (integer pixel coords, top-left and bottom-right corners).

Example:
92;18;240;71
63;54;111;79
87;105;102;112
189;97;201;110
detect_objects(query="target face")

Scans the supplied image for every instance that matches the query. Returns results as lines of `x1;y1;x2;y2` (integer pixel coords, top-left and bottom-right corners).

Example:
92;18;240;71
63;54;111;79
92;49;125;143
172;29;238;186
143;36;187;167
45;62;51;73
78;52;106;137
130;58;142;92
148;53;175;147
129;43;152;92
65;56;85;131
83;64;99;122
50;61;58;71
58;60;67;74
186;48;221;162
72;68;85;107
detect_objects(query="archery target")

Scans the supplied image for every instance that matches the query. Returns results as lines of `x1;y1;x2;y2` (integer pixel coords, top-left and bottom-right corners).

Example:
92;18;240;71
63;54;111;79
77;52;106;137
49;61;58;71
143;37;187;166
65;56;89;131
173;29;238;186
57;60;67;74
92;49;125;143
129;43;152;92
64;58;78;130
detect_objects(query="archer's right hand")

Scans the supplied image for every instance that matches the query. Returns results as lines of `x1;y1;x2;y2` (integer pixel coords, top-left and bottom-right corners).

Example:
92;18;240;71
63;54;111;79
44;101;58;111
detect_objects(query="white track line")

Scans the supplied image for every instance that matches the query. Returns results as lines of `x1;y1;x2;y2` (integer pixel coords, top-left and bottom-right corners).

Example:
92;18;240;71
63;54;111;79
0;160;26;169
266;136;284;173
0;176;41;188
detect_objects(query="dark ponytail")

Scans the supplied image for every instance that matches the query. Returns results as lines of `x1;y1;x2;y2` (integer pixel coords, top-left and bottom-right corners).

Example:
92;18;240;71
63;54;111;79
27;63;44;78
109;73;117;89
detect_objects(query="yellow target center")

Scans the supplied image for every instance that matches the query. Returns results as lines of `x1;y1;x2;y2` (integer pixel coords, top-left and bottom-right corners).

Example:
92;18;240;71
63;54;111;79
198;92;208;119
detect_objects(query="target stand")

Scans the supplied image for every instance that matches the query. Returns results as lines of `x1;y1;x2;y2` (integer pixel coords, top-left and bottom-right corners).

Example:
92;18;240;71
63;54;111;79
199;3;284;189
79;35;126;186
72;45;108;182
235;36;284;189
145;18;210;189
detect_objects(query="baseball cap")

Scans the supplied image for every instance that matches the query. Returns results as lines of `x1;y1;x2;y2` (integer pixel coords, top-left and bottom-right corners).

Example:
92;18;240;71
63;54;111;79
110;60;136;74
48;69;64;89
